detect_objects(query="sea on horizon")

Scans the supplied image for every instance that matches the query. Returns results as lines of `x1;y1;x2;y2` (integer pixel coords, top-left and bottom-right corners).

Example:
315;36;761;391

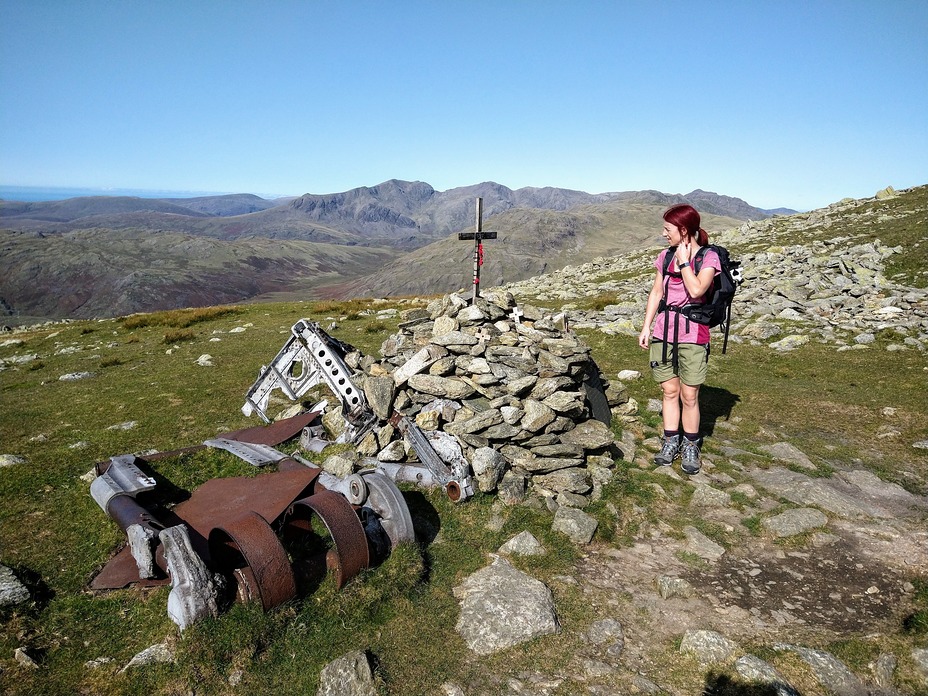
0;185;249;202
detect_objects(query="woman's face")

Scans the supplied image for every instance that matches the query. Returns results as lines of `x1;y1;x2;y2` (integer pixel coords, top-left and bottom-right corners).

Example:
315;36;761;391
662;221;686;245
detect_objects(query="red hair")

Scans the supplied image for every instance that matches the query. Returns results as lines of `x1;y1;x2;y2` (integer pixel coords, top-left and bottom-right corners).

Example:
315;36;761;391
663;204;709;246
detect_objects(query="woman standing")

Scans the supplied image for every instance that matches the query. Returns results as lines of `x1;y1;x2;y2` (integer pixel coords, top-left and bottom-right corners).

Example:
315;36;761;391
637;204;720;474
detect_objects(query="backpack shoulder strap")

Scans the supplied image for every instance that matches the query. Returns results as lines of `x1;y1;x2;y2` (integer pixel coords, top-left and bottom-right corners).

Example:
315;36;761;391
661;246;677;276
693;244;711;273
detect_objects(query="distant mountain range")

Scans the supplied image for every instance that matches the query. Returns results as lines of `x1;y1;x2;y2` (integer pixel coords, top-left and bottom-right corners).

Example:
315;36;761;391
0;180;791;323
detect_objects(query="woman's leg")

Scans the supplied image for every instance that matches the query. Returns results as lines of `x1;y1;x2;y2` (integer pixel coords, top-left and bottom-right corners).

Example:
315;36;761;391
679;383;701;434
660;377;681;432
679;382;703;474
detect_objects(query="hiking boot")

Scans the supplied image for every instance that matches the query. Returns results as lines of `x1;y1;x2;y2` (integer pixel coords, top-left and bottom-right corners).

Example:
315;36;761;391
654;434;680;467
680;438;702;474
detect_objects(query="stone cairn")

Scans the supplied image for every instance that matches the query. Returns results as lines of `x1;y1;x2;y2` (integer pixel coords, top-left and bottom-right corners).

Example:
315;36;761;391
321;289;629;509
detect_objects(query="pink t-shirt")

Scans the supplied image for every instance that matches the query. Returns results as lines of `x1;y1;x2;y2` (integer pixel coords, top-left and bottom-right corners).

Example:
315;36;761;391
651;247;721;345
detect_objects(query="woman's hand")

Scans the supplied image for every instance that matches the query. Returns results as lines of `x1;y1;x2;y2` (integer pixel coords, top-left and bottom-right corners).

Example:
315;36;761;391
638;326;650;350
675;240;692;265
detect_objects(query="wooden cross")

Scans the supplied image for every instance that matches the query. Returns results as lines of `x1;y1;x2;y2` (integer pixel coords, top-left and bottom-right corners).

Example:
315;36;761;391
508;306;524;326
458;197;497;304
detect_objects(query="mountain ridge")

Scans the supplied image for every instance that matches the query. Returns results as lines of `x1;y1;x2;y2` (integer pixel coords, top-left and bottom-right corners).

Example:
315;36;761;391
0;181;792;324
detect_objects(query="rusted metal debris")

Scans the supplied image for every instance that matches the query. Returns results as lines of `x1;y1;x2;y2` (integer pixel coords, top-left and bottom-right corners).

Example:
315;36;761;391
89;411;415;630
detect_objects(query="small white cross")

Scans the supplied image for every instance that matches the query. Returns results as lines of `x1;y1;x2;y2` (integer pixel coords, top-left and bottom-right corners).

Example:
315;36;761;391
475;327;493;347
508;306;524;326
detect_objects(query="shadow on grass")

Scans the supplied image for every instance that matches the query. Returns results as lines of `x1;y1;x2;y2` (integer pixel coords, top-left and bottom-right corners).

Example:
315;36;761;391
700;385;741;437
704;672;800;695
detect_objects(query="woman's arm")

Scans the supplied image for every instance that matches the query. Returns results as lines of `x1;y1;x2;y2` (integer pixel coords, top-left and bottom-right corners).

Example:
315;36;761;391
679;264;716;299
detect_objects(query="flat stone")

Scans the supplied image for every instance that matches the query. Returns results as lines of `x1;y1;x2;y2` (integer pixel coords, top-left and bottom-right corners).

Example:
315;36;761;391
758;442;816;470
520;399;556;431
516;456;583;474
453;556;559;655
683;526;726;561
762;507;828;537
551;507;598;544
690;484;732;508
430;330;478;347
558;419;615;449
407;374;475;400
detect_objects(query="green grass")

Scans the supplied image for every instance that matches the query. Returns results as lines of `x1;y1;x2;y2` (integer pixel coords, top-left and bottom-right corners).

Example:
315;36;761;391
2;189;928;694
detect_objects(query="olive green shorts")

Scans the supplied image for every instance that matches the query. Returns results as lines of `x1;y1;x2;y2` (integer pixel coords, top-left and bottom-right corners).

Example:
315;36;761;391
649;341;709;386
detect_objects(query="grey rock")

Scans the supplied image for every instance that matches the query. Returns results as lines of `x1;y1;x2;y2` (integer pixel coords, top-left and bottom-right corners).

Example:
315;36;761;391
321;451;358;478
870;653;896;689
361;374;395;420
457;305;487;326
497;470;527;506
913;648;928;683
407;374;475;399
119;643;175;672
14;647;38;669
471;447;505;492
774;644;868;696
316;650;377;696
0;454;26;468
516;456;583;475
769;334;809;351
0;564;29;607
734;655;800;696
556;491;590;508
541;390;586;416
376;440;406;462
534;467;591;494
679;629;738;665
741;321;782;339
657;575;694;599
498;530;545;556
762;507;828;537
551;507;598;544
520;399;556;431
530;443;584;458
690;484;732;508
558;419;615;449
758;442;816;470
747;467;896;519
683;526;726;561
59;371;94;381
430;330;479;347
453;556;559;655
506;375;538;396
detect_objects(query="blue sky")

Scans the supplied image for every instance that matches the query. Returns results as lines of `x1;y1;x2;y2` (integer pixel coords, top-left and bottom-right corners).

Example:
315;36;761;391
1;1;925;211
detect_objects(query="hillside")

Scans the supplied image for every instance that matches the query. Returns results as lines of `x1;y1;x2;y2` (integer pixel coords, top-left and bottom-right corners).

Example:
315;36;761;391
337;201;743;299
0;229;398;321
0;185;926;695
0;182;783;324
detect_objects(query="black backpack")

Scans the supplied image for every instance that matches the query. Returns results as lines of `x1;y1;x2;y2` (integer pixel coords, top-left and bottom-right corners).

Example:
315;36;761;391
660;244;743;354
